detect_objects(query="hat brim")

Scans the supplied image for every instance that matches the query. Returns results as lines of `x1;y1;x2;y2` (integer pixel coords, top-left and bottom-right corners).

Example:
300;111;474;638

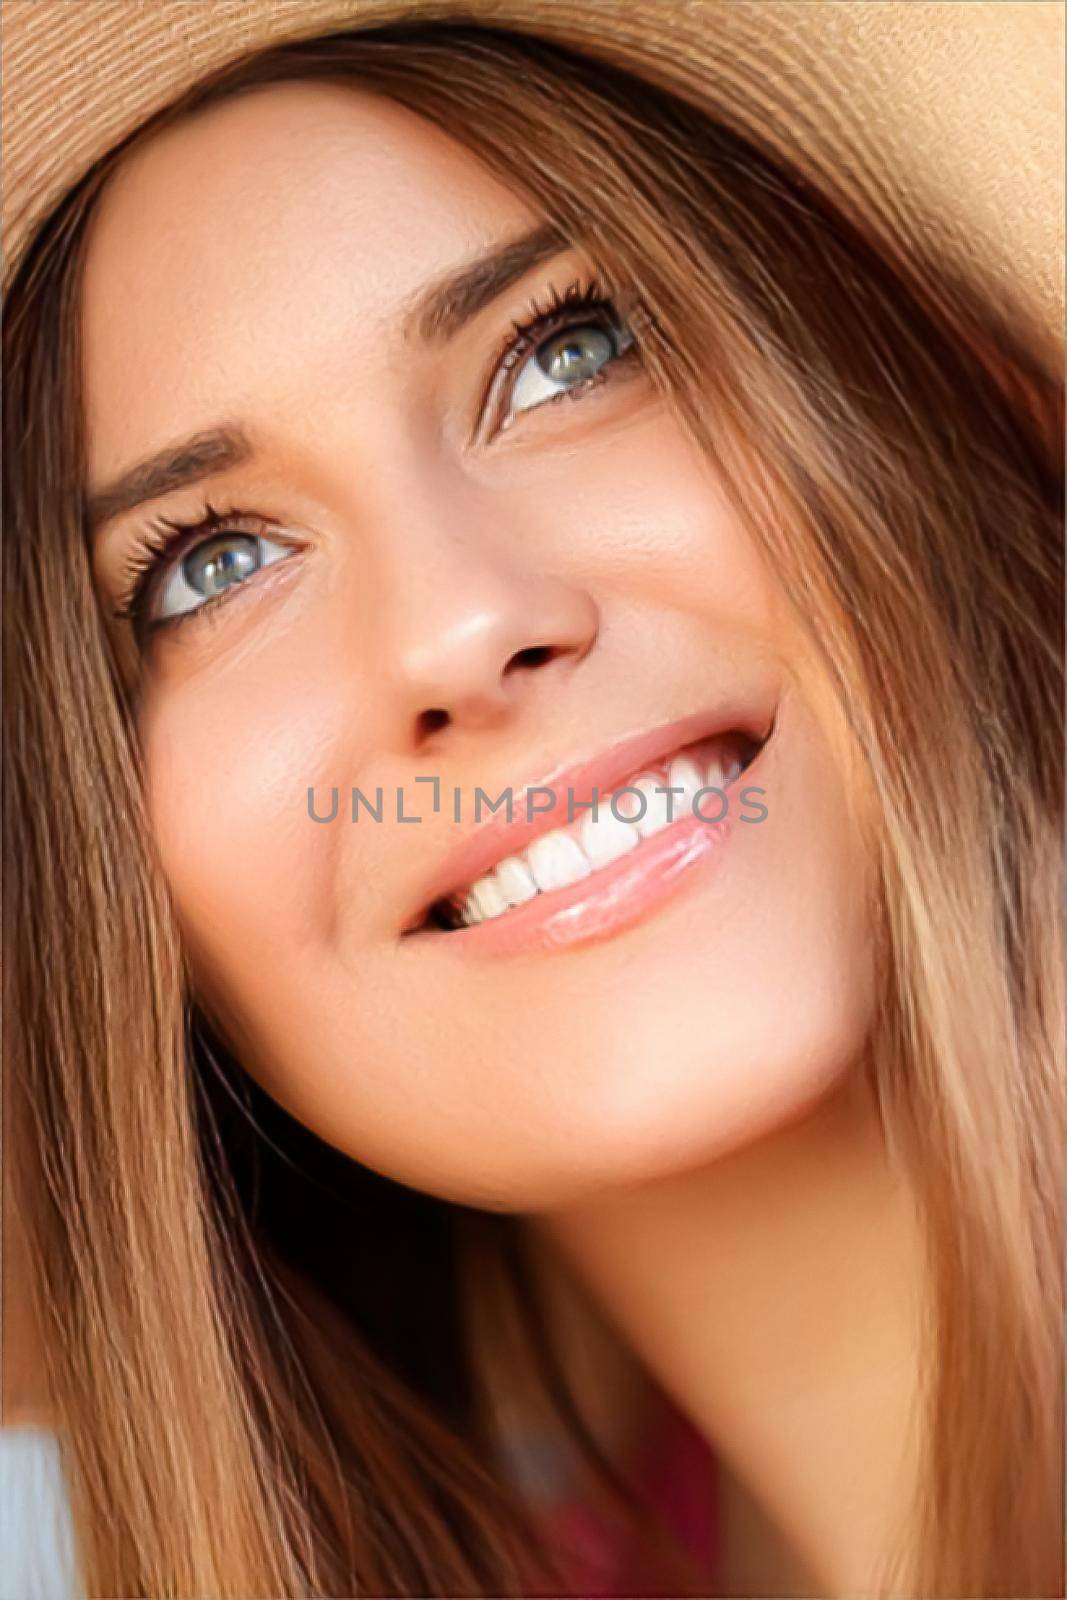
2;0;1064;371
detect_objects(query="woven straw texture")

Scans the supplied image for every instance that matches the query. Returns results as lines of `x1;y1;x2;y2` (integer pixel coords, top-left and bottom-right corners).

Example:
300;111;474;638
2;0;1064;366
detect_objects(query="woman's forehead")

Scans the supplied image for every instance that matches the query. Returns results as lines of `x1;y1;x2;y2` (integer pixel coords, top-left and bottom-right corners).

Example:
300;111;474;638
78;79;537;486
83;78;520;248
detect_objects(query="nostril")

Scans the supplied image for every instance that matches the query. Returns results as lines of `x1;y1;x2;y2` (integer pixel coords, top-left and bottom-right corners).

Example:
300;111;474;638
416;707;450;740
505;644;557;674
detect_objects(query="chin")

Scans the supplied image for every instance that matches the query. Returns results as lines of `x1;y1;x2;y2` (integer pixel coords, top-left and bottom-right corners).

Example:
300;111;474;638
470;931;876;1214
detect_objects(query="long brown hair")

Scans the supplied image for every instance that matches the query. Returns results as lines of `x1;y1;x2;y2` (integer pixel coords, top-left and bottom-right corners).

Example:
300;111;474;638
4;17;1063;1597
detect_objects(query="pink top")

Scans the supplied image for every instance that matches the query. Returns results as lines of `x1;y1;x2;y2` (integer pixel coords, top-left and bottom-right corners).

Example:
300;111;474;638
529;1393;718;1595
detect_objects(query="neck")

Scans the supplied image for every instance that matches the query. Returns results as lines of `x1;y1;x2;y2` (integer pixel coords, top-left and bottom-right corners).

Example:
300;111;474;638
526;1066;928;1596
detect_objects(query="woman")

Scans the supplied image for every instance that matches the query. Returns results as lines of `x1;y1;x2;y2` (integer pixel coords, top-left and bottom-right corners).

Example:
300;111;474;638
3;3;1063;1596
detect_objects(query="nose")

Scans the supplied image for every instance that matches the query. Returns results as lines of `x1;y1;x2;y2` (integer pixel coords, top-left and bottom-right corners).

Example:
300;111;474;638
378;519;599;748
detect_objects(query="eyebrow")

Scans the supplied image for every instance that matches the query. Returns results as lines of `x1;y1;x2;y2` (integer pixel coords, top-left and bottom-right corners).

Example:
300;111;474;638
85;221;573;537
403;219;568;345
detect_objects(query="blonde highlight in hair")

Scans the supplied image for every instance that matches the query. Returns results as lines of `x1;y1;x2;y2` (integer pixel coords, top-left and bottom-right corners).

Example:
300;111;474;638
4;18;1062;1597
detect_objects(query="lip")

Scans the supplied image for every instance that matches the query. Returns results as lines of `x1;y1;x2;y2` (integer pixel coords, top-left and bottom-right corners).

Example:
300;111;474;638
401;700;776;945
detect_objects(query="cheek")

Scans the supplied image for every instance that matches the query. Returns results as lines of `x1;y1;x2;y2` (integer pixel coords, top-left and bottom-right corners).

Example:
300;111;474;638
499;402;777;628
140;649;349;997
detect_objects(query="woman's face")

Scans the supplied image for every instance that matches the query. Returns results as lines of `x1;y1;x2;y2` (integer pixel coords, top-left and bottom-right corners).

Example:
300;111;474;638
82;82;877;1210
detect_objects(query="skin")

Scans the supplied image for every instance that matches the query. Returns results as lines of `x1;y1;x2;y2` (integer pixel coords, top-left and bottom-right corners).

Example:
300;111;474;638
79;82;924;1592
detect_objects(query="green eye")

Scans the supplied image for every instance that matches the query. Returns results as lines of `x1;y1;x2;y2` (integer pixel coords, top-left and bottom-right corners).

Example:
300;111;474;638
181;533;261;599
509;318;633;418
157;528;295;621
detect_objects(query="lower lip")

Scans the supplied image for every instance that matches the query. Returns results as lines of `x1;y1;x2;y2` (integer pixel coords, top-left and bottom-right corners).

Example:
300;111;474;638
425;801;737;957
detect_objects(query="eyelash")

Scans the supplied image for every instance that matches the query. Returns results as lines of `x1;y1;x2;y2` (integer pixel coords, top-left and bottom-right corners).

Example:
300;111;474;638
112;275;642;637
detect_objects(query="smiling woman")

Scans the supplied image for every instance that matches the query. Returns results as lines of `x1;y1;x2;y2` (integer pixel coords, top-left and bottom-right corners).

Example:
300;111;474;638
2;5;1064;1599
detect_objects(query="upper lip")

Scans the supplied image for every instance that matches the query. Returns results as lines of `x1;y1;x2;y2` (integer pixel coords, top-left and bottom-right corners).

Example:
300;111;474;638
402;699;776;931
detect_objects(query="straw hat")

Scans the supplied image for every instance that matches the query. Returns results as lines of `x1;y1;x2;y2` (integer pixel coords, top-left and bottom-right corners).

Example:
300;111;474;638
2;0;1064;376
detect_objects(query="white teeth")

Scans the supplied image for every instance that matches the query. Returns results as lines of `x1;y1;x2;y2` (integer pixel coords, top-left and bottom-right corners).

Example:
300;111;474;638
469;875;508;923
628;774;673;837
668;754;704;804
525;830;592;893
704;753;727;790
576;804;641;868
494;854;539;908
462;893;483;926
451;733;756;927
611;770;658;822
704;740;745;792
